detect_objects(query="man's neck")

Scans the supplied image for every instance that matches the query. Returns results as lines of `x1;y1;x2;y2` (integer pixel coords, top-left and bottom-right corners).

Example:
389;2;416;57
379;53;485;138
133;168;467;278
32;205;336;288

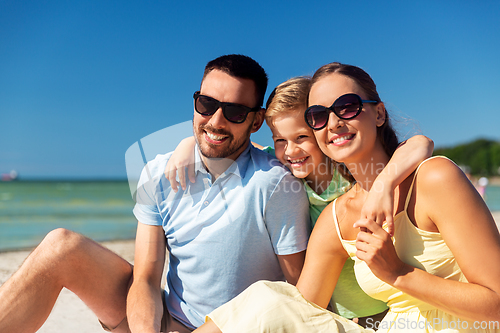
201;156;234;180
198;146;248;181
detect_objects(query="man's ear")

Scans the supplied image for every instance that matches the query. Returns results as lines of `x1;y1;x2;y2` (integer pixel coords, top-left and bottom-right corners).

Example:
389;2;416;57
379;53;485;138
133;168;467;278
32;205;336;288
250;109;266;133
375;102;386;127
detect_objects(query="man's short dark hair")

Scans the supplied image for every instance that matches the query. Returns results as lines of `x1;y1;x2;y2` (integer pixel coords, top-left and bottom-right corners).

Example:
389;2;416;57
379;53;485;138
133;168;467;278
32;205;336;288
202;54;268;108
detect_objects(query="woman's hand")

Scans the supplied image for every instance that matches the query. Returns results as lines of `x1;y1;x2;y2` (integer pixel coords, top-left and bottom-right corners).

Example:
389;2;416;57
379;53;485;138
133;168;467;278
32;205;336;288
164;137;196;192
353;218;408;285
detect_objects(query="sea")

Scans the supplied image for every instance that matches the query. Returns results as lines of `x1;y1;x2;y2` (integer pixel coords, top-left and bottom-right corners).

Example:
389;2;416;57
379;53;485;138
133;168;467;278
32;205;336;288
0;181;137;252
1;181;500;253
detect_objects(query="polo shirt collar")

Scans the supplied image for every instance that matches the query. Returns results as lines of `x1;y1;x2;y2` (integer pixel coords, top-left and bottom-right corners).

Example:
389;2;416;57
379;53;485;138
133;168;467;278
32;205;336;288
194;143;251;180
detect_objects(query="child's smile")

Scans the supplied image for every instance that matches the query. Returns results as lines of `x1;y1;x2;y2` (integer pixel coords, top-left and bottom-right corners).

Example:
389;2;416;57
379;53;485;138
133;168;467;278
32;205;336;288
270;111;327;181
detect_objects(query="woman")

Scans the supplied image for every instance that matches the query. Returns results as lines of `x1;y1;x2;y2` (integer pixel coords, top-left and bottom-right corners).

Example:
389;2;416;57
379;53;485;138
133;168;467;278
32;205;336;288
193;63;500;332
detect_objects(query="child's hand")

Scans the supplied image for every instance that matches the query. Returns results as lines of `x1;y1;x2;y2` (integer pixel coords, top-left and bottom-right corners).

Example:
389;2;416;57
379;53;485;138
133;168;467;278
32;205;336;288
360;180;395;236
164;137;196;192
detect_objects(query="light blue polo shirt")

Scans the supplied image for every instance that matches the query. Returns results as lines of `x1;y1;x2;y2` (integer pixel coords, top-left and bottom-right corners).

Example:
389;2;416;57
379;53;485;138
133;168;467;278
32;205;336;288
133;144;310;328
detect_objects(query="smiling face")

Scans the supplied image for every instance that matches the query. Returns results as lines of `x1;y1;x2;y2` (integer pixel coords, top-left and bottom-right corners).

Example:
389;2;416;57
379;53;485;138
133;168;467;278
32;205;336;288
193;69;264;161
270;111;327;181
309;73;386;165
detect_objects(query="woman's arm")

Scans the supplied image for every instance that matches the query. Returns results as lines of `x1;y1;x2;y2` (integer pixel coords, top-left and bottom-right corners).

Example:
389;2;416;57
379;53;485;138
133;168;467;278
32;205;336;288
355;157;500;322
360;135;433;236
296;201;349;308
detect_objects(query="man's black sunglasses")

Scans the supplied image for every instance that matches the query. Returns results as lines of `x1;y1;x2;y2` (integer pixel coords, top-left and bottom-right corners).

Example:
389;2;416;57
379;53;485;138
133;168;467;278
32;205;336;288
193;91;261;124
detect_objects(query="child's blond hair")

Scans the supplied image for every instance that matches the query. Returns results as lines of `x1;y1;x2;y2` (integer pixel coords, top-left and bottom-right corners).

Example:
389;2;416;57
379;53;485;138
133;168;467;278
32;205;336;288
265;76;311;127
265;76;354;183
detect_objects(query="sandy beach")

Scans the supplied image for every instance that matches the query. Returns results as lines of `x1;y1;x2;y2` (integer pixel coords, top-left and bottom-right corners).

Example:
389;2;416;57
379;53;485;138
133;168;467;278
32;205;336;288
0;240;137;333
1;212;500;332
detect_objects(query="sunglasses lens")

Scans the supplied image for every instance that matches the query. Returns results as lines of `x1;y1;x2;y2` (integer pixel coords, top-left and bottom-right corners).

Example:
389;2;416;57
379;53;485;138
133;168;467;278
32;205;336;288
194;92;254;123
224;105;248;123
195;95;218;115
305;106;329;129
333;94;361;119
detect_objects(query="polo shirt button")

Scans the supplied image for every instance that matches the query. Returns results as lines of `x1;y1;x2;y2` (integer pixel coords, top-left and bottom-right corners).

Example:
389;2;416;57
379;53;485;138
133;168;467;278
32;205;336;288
204;200;209;206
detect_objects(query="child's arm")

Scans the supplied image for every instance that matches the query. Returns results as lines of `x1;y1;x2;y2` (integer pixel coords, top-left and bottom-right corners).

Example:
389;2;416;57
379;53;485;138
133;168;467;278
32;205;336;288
251;141;265;149
164;139;270;191
361;135;434;235
164;136;196;192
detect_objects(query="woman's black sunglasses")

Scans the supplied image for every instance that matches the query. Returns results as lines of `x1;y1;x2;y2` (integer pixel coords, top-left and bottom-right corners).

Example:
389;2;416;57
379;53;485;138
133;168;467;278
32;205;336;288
193;91;261;124
305;93;378;130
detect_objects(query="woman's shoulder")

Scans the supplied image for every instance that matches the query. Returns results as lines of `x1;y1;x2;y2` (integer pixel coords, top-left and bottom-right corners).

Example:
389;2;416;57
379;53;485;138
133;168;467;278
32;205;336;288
414;156;465;188
318;200;336;224
310;198;348;252
410;156;474;230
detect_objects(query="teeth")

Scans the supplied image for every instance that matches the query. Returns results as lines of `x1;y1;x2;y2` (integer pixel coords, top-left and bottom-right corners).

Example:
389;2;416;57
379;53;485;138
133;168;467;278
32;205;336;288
206;132;228;141
332;134;353;144
289;157;307;164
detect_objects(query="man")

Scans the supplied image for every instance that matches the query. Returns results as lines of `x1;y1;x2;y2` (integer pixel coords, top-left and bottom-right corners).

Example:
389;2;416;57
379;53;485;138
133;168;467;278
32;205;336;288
0;54;310;333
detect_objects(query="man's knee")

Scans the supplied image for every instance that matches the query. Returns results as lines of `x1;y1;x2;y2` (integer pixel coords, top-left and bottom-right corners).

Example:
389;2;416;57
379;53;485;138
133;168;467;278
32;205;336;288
41;228;86;255
33;228;98;271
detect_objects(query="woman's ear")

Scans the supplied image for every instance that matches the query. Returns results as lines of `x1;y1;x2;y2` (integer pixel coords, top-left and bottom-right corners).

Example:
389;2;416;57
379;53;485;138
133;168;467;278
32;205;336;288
375;102;386;127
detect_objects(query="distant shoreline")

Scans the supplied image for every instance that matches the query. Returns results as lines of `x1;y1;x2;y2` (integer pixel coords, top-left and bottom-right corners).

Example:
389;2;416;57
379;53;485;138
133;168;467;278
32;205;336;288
2;176;500;185
1;211;499;255
487;177;500;186
0;178;129;183
0;237;136;254
4;177;499;184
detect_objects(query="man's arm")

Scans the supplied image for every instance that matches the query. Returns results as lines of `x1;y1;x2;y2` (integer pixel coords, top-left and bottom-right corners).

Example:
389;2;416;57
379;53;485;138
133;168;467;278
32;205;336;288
265;171;310;286
277;251;306;285
127;222;166;333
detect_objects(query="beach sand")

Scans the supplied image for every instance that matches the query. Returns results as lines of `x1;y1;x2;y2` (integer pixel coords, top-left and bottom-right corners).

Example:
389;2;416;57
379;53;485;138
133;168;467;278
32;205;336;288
0;240;137;333
1;213;500;333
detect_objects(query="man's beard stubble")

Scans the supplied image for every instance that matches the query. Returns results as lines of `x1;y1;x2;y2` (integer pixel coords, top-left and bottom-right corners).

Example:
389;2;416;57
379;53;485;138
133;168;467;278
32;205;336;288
194;123;252;159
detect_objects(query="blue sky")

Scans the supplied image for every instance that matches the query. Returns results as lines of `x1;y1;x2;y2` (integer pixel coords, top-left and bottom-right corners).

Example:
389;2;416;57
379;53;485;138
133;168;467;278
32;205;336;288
1;0;499;179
